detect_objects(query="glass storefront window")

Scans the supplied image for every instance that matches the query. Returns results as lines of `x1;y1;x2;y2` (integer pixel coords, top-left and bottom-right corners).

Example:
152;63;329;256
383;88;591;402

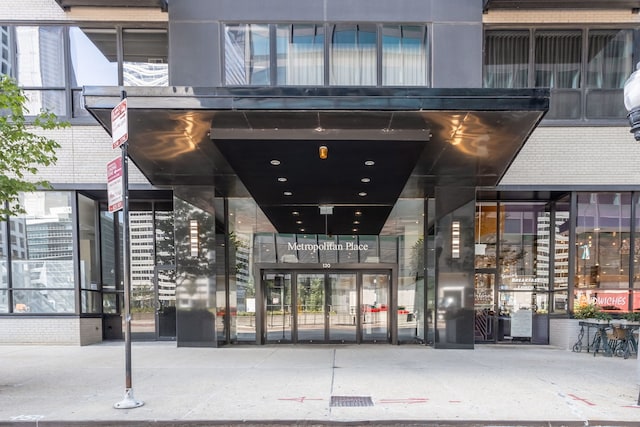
475;202;498;269
499;203;550;293
576;193;632;313
330;24;376;86
10;192;74;313
276;24;324;86
225;24;270;85
382;25;428;86
79;194;99;292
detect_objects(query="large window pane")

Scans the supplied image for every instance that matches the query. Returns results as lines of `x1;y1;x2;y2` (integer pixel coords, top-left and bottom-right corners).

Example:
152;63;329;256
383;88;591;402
69;27;118;118
585;29;633;120
535;30;581;89
382;25;428;86
12;26;65;87
499;203;550;292
123;29;168;86
276;24;324;86
225;24;270;85
10;192;74;314
79;194;99;292
587;30;633;89
13;289;74;313
330;24;376;86
484;30;529;88
576;193;632;313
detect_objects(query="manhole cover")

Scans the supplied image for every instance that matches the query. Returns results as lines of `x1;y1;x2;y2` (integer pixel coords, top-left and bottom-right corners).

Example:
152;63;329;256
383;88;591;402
330;396;374;407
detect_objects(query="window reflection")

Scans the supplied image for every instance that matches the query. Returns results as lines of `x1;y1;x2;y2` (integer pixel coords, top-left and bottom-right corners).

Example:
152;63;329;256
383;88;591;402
225;24;270;85
123;29;168;86
576;193;632;313
10;192;74;313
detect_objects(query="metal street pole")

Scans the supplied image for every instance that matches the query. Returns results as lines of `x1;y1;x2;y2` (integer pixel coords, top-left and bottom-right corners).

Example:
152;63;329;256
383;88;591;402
114;90;143;409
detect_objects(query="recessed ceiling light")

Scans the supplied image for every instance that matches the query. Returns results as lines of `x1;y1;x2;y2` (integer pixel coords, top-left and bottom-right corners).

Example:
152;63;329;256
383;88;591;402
353;220;360;225
292;211;299;216
277;177;287;182
361;177;371;183
358;192;367;197
284;191;293;196
355;211;362;216
270;159;281;166
299;228;305;232
364;160;375;166
296;220;303;224
352;228;358;232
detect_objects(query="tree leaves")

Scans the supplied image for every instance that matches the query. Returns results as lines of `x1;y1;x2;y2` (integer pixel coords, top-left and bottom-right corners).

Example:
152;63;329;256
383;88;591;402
0;75;68;217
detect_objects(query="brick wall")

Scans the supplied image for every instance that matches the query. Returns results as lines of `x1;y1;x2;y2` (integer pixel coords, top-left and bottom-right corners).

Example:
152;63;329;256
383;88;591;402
0;0;167;22
28;126;150;186
501;127;640;186
0;317;103;346
484;10;640;24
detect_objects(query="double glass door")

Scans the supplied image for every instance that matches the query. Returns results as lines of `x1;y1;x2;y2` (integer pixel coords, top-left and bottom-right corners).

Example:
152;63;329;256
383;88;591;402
262;270;390;344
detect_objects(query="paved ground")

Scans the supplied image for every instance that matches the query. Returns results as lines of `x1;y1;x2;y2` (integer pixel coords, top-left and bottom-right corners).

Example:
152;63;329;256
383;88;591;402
0;342;639;426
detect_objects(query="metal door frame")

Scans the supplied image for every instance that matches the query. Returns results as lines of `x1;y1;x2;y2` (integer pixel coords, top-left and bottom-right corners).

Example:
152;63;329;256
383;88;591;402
256;263;397;344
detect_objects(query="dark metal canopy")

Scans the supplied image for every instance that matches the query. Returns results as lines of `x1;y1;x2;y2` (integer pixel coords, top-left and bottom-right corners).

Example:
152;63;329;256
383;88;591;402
55;0;167;11
83;86;548;235
483;0;640;11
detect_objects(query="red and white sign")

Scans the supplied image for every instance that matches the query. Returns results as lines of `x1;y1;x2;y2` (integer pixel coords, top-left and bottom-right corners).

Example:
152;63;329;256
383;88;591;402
111;98;128;149
107;156;123;212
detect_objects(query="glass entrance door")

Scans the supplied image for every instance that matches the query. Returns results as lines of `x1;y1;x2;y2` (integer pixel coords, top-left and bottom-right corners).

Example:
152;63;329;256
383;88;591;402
296;273;326;342
264;273;293;343
262;269;391;344
474;272;496;342
327;273;357;343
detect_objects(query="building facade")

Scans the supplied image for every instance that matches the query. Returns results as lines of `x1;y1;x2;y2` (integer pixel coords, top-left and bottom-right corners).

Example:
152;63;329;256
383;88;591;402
0;0;639;349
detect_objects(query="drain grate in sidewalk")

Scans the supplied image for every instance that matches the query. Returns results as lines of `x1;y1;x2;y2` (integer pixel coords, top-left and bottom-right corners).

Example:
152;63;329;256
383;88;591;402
330;395;374;407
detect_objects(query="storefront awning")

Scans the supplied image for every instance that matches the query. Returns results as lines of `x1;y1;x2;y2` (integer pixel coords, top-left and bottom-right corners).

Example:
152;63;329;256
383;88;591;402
83;86;548;235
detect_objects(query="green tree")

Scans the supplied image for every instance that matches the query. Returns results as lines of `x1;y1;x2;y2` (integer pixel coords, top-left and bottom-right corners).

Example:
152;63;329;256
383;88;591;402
0;75;68;217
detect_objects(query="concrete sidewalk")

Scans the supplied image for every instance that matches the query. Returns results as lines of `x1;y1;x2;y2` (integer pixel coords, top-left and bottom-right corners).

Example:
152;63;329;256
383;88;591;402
0;342;639;426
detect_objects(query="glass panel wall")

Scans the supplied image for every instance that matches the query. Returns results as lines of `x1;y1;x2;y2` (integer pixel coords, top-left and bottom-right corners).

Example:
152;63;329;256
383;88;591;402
553;198;570;313
475;202;498;269
276;24;324;86
10;192;74;313
226;196;424;344
79;194;100;313
498;203;550;343
576;193;632;314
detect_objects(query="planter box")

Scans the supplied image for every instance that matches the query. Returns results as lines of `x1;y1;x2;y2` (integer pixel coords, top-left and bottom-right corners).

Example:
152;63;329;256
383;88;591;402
549;318;582;350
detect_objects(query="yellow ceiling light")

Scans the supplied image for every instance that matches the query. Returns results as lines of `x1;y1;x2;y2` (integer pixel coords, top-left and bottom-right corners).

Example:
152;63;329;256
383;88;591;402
319;145;328;160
